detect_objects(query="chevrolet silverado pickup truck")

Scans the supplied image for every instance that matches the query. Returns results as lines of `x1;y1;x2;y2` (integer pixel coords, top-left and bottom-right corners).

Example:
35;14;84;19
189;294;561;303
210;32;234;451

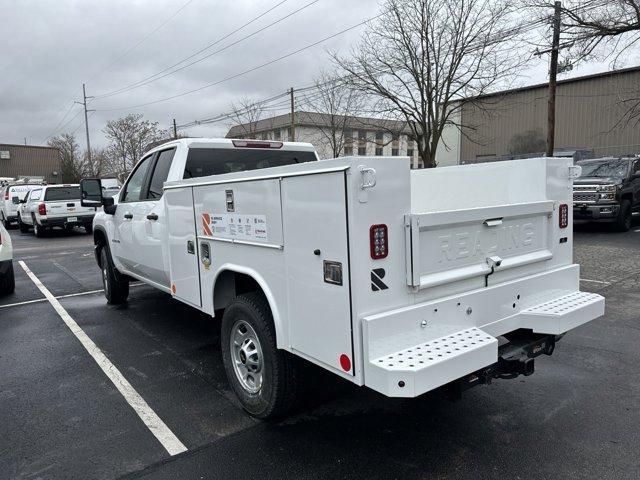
19;184;95;236
573;156;640;231
80;138;604;418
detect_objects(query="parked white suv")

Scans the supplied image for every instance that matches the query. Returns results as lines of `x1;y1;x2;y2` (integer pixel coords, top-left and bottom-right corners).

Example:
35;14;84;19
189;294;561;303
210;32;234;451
0;221;15;295
19;184;95;237
0;183;43;229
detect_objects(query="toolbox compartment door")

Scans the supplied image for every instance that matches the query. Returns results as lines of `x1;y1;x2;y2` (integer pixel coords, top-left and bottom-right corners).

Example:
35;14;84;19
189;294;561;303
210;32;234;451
282;171;353;375
165;187;202;307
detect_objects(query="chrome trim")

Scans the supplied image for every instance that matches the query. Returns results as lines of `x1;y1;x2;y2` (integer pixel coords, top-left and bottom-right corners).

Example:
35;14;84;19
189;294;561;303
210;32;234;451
197;234;283;250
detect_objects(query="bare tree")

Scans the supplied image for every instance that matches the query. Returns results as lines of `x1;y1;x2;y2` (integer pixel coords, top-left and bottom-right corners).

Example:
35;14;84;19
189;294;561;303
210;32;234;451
103;114;166;180
47;133;81;182
301;72;365;158
535;0;640;62
228;96;268;137
334;0;526;167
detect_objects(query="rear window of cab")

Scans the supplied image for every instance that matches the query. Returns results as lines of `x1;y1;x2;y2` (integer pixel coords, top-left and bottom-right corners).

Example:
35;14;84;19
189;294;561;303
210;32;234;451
44;186;81;201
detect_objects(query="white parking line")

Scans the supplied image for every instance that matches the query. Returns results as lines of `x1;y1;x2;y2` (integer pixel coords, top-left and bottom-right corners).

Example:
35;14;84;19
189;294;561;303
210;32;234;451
580;278;611;285
0;283;144;310
17;261;187;456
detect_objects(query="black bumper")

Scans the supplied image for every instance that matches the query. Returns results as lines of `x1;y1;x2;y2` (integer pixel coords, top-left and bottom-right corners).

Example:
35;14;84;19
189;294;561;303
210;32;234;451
39;215;94;228
574;203;619;222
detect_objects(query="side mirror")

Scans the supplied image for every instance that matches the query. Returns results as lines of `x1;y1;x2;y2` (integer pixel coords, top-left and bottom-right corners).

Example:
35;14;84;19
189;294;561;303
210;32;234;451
19;198;26;204
80;178;103;207
11;196;20;204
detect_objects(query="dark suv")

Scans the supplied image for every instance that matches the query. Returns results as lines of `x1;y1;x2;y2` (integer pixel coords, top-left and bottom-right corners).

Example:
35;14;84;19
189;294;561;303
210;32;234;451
573;157;640;231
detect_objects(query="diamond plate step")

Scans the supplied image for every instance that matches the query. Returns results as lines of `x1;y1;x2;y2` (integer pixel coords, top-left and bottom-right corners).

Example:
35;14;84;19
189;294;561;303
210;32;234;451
367;327;498;397
520;291;604;334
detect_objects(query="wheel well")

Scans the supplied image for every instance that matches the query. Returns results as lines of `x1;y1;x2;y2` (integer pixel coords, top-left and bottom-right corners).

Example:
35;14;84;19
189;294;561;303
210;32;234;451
213;270;262;312
621;193;633;203
93;229;107;268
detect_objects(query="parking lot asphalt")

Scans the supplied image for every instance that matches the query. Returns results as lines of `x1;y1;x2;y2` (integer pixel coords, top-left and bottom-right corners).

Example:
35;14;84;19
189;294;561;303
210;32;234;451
1;222;639;480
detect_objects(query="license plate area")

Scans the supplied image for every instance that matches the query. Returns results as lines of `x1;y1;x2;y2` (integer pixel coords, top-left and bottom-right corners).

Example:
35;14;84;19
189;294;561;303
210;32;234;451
406;201;554;289
67;216;78;223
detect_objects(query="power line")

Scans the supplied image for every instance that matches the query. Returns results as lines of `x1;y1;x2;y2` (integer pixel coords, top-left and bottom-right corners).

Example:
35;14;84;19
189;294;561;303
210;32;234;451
97;0;320;99
86;0;198;84
91;0;288;98
94;13;381;113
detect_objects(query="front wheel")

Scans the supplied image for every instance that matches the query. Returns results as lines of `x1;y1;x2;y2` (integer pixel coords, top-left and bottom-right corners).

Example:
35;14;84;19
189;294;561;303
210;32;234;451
100;247;129;304
221;292;298;419
18;218;29;233
615;200;632;232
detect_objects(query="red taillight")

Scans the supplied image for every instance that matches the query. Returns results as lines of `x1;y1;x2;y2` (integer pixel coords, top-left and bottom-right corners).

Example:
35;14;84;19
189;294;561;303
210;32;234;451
559;203;568;228
370;224;388;259
38;203;47;216
3;190;8;200
232;139;283;149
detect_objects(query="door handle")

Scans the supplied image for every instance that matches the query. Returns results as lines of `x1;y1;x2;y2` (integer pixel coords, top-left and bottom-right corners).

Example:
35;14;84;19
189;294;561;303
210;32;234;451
146;213;158;221
124;212;133;219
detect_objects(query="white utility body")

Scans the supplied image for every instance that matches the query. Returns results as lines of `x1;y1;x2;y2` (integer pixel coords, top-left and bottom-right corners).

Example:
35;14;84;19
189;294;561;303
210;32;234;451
85;138;604;416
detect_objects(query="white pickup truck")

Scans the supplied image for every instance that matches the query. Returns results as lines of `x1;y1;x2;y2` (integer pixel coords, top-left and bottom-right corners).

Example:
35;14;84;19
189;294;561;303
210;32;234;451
81;138;604;418
19;184;95;236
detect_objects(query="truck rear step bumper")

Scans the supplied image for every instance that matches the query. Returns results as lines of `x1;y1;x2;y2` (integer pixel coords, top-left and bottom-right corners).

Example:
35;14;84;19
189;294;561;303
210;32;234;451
363;268;604;397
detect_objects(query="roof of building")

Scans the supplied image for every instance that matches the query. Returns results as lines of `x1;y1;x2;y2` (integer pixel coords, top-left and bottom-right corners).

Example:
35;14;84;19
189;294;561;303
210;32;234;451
470;65;640;102
0;143;58;151
226;111;411;137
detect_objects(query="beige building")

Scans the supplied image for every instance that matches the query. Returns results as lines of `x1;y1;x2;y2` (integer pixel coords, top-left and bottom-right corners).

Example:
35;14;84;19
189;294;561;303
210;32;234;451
437;67;640;165
226;111;439;169
0;144;61;183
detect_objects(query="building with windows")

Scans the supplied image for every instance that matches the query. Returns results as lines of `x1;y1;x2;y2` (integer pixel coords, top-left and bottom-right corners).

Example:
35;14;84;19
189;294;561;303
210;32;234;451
436;66;640;165
226;111;435;169
0;143;61;183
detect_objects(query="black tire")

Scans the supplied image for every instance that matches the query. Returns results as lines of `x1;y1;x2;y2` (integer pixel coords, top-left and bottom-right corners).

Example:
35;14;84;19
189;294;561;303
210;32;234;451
0;261;16;295
100;246;129;304
615;200;632;232
221;292;298;419
2;215;11;230
18;218;29;233
85;224;93;234
33;217;46;237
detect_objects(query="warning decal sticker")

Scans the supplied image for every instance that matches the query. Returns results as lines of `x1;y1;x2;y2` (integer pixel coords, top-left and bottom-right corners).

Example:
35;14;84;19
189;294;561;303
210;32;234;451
202;213;268;241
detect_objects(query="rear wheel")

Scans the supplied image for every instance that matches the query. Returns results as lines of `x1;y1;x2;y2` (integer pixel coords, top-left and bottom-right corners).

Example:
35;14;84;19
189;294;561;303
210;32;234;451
615;200;632;232
0;261;15;295
2;215;10;230
100;247;129;304
33;218;46;237
18;218;29;233
85;224;93;234
221;292;298;419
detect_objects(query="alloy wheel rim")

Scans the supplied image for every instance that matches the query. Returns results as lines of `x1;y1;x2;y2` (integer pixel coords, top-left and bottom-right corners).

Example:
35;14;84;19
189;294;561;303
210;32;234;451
230;319;263;394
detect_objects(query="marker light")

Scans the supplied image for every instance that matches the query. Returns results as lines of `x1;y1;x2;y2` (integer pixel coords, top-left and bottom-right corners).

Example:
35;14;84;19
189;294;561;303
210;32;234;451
370;224;388;259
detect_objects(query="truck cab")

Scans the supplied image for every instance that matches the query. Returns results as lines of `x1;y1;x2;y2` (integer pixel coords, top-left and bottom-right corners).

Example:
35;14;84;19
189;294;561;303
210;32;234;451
573;156;640;230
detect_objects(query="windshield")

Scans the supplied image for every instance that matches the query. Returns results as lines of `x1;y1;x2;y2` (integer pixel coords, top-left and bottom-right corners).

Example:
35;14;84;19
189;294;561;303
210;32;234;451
578;159;630;179
44;186;81;201
183;148;317;179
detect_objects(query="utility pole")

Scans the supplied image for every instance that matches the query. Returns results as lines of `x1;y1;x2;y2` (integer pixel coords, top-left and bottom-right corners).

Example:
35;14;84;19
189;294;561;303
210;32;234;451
546;1;561;157
76;83;94;162
289;87;295;141
173;118;178;139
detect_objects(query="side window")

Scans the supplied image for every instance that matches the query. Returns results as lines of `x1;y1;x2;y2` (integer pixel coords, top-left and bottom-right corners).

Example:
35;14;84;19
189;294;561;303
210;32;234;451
633;160;640;174
121;155;154;203
30;189;42;201
145;148;176;200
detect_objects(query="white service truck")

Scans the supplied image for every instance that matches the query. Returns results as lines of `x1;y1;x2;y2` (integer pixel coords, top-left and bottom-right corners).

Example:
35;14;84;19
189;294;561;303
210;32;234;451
81;138;604;418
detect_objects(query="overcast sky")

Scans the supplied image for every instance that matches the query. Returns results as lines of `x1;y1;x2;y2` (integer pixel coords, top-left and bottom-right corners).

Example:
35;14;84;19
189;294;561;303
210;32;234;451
0;0;628;149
